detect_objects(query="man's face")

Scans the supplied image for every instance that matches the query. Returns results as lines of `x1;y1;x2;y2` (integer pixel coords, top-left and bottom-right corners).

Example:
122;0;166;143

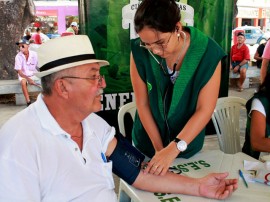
61;63;106;116
72;26;78;31
237;35;245;44
18;44;29;54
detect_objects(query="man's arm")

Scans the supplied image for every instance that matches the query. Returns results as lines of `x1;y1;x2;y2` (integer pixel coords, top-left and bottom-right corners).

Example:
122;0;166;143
107;136;238;200
16;70;35;85
133;170;237;200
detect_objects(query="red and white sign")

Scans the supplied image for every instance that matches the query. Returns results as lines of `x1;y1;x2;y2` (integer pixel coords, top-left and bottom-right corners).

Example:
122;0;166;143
36;10;58;16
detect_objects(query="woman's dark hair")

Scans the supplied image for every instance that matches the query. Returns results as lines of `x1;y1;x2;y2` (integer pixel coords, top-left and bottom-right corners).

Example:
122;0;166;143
134;0;181;33
256;72;270;101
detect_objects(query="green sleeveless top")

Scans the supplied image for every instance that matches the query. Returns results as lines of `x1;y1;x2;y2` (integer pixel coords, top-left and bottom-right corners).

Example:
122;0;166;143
242;94;270;159
131;27;226;158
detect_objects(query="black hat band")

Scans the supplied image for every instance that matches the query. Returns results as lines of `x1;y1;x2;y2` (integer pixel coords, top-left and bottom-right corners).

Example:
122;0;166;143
40;54;96;72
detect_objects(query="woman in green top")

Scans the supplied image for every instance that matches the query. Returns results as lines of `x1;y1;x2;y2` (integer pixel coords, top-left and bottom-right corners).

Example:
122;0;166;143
130;0;226;175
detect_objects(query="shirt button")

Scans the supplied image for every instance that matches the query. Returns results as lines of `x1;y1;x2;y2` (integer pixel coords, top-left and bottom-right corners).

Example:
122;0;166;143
75;148;78;151
64;135;68;138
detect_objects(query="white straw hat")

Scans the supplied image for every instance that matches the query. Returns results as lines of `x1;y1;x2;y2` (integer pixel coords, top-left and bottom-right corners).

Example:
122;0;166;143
35;35;109;78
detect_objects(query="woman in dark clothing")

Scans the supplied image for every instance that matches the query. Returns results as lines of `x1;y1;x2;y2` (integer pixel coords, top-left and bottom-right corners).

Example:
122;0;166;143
242;72;270;159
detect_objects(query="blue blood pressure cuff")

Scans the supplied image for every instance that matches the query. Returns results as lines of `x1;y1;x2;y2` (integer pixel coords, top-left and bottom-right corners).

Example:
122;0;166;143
108;133;145;185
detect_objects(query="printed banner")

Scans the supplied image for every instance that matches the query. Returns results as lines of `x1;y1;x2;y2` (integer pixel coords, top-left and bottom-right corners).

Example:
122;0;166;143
86;0;234;134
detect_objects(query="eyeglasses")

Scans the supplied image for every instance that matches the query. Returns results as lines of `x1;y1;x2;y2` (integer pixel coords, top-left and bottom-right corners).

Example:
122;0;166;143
60;75;105;85
19;45;25;49
140;33;173;51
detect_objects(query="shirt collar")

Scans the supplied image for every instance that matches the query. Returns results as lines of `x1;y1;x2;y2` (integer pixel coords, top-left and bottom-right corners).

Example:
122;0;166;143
34;94;70;137
34;94;95;139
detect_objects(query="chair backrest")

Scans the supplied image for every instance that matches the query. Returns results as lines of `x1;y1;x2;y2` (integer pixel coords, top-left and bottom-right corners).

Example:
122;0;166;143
211;96;247;154
117;101;136;137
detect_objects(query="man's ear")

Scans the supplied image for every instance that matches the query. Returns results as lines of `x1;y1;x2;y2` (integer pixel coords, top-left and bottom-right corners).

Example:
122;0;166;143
54;79;69;99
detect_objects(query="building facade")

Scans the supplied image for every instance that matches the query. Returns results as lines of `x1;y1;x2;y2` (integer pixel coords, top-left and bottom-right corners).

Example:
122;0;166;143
31;0;78;36
236;0;270;31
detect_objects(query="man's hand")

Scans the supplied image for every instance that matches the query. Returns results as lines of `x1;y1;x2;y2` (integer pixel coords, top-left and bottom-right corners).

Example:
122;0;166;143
27;78;35;85
198;172;238;200
233;65;240;73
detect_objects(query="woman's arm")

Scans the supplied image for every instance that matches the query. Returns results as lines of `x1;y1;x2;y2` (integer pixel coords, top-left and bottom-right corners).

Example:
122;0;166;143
250;110;270;152
254;50;262;61
261;58;270;83
145;62;222;176
130;53;164;151
177;62;221;143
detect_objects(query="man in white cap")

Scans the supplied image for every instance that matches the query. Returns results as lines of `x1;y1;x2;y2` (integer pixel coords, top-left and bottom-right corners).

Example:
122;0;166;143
66;21;79;35
14;39;40;106
0;35;238;201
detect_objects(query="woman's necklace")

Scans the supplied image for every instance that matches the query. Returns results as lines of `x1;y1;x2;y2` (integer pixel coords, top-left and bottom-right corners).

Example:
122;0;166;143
148;31;187;76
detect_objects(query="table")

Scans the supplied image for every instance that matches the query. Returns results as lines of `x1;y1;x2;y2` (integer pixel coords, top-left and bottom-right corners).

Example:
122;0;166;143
118;150;270;202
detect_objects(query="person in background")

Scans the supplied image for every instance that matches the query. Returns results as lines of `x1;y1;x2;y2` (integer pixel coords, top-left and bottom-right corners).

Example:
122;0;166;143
23;29;32;41
66;21;79;35
230;32;250;92
14;39;40;106
31;27;42;45
130;0;225;175
0;35;238;201
254;41;267;69
260;40;270;83
242;71;270;160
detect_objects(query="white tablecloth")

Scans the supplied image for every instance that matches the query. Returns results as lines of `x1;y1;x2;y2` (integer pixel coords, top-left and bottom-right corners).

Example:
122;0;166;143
118;150;270;202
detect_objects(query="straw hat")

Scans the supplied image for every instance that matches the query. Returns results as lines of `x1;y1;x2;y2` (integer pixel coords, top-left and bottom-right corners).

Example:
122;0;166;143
35;35;109;78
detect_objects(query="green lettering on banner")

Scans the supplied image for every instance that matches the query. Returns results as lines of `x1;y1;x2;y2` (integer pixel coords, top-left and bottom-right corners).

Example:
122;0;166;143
170;160;211;173
154;193;181;202
187;162;201;170
198;160;211;167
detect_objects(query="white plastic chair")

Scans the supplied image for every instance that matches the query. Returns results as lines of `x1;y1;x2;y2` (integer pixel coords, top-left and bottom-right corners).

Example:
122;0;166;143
117;101;136;137
211;96;247;154
117;101;137;202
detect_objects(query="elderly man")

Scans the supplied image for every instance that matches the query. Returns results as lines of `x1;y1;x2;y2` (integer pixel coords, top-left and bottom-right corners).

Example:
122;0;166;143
230;32;250;92
0;35;237;201
14;39;40;106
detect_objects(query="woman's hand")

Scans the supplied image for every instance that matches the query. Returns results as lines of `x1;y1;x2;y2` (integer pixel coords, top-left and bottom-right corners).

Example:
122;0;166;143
198;172;238;199
143;143;179;176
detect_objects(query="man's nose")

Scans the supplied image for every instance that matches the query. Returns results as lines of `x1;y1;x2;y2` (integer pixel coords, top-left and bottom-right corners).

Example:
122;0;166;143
99;77;106;88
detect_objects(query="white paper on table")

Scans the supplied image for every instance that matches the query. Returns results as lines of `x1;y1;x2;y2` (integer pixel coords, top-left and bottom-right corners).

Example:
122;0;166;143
243;160;270;185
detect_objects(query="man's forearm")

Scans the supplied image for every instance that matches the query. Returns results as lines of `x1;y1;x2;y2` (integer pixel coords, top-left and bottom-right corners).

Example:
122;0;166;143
238;59;248;67
17;70;29;80
132;171;200;196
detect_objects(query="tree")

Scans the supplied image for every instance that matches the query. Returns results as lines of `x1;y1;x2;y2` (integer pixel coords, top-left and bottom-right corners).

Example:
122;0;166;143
0;0;35;79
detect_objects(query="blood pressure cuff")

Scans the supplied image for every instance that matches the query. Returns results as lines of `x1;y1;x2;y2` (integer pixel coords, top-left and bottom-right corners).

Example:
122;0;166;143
108;133;145;185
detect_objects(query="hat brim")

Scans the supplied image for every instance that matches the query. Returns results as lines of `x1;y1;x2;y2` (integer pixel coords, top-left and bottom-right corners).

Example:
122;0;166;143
15;42;29;45
35;59;109;78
